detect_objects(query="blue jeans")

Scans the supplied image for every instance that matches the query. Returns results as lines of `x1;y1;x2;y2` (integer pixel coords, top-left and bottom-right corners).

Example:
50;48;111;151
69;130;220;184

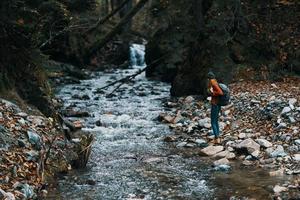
211;104;221;138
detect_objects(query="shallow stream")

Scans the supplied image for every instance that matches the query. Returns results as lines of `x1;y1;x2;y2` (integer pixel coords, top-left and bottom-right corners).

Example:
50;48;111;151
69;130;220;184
47;45;289;200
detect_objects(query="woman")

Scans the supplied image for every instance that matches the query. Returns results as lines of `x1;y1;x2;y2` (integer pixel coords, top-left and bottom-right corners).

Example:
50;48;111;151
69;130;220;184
207;72;223;144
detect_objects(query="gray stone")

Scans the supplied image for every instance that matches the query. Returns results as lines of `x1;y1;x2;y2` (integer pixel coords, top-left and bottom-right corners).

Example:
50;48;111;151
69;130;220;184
236;138;260;154
270;145;287;158
289;116;296;124
25;150;39;162
213;150;230;159
213;164;231;172
226;153;236;160
288;98;297;106
293;154;300;161
273;185;287;193
200;145;224;156
242;160;254;166
287;145;298;153
13;183;35;199
238;133;246;139
16;112;28;118
256;139;273;148
251;150;260;158
27;130;42;150
198;118;210;128
185;143;196;148
213;158;230;166
294;139;300;145
276;123;287;129
184;96;195;103
281;107;291;115
269;168;284;176
176;142;187;148
0;189;15;200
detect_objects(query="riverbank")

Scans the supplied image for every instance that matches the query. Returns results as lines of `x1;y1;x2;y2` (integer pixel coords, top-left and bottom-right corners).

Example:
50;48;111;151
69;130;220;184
160;77;300;199
0;96;93;199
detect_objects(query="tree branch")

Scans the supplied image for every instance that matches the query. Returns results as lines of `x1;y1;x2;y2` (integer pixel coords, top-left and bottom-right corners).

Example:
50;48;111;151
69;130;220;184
85;0;131;34
86;0;149;61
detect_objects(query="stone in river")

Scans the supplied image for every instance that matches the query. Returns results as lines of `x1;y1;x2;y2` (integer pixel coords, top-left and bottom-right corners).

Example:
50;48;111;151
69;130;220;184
214;164;231;172
213;158;229;167
176;142;187;148
213;150;230;159
199;145;224;156
273;185;287;193
236;138;260;154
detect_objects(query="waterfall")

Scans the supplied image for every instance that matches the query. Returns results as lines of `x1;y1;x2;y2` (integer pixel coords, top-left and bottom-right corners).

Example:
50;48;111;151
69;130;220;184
129;43;146;67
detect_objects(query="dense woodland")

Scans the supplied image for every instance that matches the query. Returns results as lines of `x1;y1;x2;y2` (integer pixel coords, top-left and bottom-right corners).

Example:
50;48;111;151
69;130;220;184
0;0;299;115
0;0;299;199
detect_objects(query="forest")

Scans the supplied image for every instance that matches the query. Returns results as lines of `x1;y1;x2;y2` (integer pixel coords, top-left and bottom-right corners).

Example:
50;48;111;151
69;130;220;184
0;0;299;199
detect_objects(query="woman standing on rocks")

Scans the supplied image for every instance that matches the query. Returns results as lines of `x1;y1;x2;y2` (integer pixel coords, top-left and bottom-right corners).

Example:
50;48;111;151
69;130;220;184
207;72;223;144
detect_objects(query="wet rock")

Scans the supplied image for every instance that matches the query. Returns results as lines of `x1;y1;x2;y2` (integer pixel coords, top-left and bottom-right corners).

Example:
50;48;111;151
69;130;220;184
86;180;96;185
242;160;255;166
200;145;224;156
176;142;187;148
281;107;291;115
256;139;273;148
198;118;211;128
238;133;247;139
63;110;90;118
195;139;208;148
269;168;284;176
185;143;196;148
27;130;42;150
250;150;260;158
0;189;15;200
16;112;28;118
270;145;287;158
13;182;35;199
0;125;15;148
294;139;300;145
287;145;298;153
293;154;300;161
288;98;297;106
17;139;27;148
259;158;275;165
273;185;288;193
236;138;260;154
213;150;230;159
288;116;296;123
25;150;40;162
213;164;231;172
275;122;287;129
213;158;229;166
158;113;174;123
164;136;177;142
184;96;195;104
95;120;102;126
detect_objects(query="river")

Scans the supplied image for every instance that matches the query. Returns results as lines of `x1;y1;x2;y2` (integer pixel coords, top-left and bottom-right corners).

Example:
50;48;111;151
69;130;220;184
47;44;289;200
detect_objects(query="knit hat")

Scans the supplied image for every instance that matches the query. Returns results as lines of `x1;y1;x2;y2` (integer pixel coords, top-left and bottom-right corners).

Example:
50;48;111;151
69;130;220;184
207;71;215;79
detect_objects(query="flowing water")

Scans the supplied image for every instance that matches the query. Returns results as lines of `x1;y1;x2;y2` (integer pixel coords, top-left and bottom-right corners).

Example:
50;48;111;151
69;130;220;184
48;44;290;200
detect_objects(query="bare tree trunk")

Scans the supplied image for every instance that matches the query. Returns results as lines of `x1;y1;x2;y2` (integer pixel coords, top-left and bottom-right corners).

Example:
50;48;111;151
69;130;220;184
86;0;149;61
86;0;131;34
